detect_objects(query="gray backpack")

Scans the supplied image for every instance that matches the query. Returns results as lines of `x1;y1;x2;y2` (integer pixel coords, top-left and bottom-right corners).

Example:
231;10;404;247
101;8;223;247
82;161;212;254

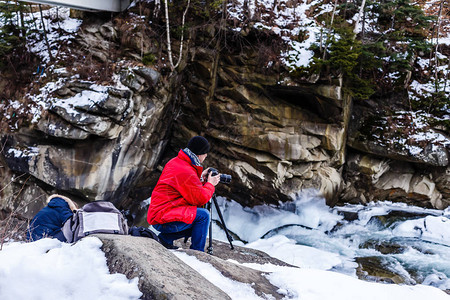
62;201;128;243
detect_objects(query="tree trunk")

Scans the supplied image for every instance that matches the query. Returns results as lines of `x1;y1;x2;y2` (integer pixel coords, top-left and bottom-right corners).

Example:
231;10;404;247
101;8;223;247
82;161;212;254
353;0;367;36
154;0;160;18
359;3;367;77
39;4;53;61
433;0;444;90
322;0;338;60
29;4;39;31
19;5;26;37
163;0;191;71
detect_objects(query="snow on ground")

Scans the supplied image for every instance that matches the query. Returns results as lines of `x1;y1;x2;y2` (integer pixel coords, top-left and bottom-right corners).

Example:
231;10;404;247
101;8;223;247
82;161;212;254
0;237;142;300
3;236;448;300
27;7;82;64
365;109;450;156
409;70;450;104
50;84;108;117
227;0;324;69
392;215;450;246
259;264;449;300
173;251;264;300
246;235;346;270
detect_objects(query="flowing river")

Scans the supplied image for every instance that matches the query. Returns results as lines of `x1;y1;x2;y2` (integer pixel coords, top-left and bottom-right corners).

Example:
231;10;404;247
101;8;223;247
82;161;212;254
212;190;450;292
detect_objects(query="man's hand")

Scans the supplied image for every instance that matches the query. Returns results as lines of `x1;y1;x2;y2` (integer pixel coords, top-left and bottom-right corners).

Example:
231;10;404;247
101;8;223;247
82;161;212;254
201;168;210;182
207;172;220;186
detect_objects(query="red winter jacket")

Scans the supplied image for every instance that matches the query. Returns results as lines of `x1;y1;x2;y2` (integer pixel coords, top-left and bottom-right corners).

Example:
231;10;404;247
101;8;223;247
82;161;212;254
147;150;215;225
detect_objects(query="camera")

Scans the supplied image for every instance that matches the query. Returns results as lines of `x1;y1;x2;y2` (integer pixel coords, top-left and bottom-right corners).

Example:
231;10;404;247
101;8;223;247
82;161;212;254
208;168;232;184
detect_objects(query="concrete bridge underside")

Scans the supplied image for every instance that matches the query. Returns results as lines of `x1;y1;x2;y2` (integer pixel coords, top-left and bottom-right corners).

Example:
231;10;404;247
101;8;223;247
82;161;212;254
21;0;132;12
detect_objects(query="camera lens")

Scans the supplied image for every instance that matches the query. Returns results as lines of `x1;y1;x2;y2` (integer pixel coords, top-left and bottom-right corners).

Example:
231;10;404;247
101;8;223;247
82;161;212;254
219;174;232;184
208;168;231;184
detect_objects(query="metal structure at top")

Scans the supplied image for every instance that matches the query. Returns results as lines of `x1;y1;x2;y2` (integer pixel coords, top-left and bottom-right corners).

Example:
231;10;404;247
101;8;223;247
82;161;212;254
20;0;132;12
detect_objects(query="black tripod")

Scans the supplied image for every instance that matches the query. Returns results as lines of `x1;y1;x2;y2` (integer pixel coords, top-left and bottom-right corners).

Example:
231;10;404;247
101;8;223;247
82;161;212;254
207;194;234;254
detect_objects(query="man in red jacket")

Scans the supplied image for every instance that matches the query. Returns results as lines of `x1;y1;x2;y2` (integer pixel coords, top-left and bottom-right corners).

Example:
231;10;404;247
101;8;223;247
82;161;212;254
147;136;220;251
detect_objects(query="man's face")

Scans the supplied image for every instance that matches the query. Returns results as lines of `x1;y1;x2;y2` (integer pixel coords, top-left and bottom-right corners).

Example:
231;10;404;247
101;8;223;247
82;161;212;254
198;153;207;163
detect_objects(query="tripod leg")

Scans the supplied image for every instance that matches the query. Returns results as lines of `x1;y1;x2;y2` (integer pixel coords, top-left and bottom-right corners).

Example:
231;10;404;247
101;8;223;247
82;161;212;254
207;200;213;254
212;195;234;250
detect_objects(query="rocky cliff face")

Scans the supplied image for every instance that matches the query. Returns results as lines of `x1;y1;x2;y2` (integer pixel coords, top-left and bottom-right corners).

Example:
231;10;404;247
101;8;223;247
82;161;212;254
343;98;449;209
171;29;352;207
0;6;448;223
0;16;176;214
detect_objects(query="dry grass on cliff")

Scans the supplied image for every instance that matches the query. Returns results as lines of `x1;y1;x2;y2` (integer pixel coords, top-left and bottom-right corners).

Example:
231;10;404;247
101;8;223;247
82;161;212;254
0;214;29;250
0;185;32;250
0;143;33;249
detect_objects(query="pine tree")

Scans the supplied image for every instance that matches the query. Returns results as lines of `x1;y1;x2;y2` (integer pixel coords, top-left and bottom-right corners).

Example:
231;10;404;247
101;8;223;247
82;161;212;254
350;0;434;93
313;16;374;100
0;1;37;101
375;0;433;72
0;1;31;69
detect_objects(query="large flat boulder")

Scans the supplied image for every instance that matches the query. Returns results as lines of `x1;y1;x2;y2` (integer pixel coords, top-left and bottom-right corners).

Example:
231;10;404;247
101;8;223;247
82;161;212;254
96;234;291;299
97;234;231;300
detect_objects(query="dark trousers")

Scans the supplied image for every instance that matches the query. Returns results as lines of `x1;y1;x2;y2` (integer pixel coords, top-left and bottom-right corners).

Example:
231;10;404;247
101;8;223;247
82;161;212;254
153;208;210;251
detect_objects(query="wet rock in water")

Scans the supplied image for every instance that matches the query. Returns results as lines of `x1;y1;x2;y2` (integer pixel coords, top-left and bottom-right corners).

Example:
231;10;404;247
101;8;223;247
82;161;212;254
327;221;347;233
366;215;399;227
355;256;414;285
383;209;439;219
334;209;359;221
359;239;406;255
411;245;436;255
367;208;443;228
